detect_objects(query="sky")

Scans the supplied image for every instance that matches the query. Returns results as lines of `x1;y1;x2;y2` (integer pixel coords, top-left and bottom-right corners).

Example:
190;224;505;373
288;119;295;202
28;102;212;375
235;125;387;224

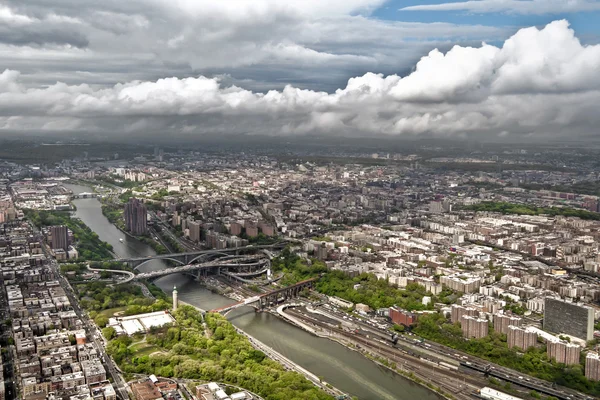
1;0;600;141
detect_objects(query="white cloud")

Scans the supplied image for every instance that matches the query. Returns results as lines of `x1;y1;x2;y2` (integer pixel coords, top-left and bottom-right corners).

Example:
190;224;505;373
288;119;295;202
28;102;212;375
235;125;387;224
401;0;600;15
0;0;509;90
1;20;599;139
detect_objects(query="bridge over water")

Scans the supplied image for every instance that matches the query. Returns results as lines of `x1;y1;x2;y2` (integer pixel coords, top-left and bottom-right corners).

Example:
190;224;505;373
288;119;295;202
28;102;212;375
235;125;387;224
121;254;270;283
111;243;286;270
210;278;316;315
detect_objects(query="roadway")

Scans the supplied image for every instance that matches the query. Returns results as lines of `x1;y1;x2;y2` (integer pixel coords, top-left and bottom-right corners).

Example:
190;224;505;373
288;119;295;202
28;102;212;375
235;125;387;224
130;255;270;282
86;264;135;282
109;243;285;263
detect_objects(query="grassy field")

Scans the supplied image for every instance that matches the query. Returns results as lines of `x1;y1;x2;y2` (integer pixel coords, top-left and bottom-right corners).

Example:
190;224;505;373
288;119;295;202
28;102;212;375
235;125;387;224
98;306;128;319
129;342;160;357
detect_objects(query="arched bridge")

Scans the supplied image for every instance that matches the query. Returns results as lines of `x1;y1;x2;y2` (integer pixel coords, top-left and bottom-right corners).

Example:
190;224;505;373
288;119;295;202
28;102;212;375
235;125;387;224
111;243;286;270
122;255;270;283
210;278;316;315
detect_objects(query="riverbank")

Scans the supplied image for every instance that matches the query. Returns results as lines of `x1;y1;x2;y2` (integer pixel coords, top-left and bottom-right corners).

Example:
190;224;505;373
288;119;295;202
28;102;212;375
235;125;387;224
179;300;346;398
275;305;455;400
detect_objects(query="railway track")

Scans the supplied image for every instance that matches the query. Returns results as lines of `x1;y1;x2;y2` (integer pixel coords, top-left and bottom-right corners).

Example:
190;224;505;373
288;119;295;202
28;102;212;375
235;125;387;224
286;309;487;400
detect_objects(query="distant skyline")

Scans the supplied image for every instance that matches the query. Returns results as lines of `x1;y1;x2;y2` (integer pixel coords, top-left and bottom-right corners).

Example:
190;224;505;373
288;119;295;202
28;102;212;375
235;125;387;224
1;1;600;140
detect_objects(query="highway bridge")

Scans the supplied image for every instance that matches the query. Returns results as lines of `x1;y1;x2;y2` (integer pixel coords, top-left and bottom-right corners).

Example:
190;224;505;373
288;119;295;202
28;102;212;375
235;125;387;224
121;255;270;283
110;243;286;270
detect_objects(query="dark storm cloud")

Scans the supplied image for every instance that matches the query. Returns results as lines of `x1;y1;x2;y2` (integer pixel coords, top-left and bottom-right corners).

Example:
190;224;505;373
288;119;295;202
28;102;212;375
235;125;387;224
0;25;88;47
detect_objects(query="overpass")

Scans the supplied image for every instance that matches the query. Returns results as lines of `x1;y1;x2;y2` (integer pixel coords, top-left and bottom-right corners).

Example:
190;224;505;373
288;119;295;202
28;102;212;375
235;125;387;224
210;278;316;314
110;243;286;270
123;255;270;283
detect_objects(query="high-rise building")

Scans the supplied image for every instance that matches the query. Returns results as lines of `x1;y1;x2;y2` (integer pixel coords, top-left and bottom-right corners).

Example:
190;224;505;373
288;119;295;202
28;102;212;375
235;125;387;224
544;298;594;341
230;222;242;236
451;304;479;324
245;220;258;238
124;198;147;235
507;325;537;351
547;341;581;365
585;352;600;381
50;225;69;251
461;315;489;339
188;221;201;243
317;244;328;261
493;313;522;335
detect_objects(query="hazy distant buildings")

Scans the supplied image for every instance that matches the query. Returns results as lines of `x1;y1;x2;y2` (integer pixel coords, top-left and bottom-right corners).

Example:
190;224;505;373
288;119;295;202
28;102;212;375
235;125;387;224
507;326;537;351
543;298;594;341
124;198;147;235
50;225;69;251
440;274;482;293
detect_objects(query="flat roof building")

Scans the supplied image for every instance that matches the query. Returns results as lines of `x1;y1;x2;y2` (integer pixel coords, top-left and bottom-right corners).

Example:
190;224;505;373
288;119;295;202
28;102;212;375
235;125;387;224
585;352;600;382
543;298;594;341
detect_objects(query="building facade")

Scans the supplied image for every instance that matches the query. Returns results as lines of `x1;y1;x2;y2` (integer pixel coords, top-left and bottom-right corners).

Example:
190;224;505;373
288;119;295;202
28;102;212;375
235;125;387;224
461;315;489;339
543;298;594;341
547;341;581;365
50;225;69;251
585;352;600;381
188;220;201;242
507;325;537;351
451;304;479;324
389;307;418;327
124;198;148;235
493;313;522;335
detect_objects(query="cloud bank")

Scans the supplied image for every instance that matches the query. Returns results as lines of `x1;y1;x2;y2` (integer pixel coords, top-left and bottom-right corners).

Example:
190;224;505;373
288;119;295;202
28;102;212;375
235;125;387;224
401;0;600;15
1;20;600;139
0;0;507;90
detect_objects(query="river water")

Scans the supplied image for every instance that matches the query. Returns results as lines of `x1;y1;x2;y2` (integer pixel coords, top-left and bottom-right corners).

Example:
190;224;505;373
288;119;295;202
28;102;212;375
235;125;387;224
66;183;440;400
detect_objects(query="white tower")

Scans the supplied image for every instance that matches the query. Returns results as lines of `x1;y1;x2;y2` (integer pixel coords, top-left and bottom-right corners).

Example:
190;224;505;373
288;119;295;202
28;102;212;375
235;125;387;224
172;286;178;311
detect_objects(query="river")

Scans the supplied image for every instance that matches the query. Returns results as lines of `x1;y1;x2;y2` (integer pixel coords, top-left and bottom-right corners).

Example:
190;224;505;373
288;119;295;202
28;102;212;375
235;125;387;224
65;183;441;400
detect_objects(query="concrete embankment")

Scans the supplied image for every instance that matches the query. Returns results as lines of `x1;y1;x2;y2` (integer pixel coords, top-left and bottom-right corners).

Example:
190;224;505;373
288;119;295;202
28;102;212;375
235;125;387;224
275;304;328;336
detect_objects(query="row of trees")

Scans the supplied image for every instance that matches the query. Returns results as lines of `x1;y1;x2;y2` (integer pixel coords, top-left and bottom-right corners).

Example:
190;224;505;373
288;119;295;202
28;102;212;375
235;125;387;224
76;281;166;315
271;248;328;286
317;271;434;311
273;247;443;311
100;203;125;230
